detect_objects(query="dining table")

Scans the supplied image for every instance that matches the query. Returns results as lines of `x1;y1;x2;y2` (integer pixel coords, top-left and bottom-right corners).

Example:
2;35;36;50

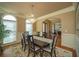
33;36;53;48
28;35;53;56
34;36;53;57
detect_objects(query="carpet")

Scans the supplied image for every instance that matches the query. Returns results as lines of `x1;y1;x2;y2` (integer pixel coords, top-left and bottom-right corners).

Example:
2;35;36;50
2;44;72;57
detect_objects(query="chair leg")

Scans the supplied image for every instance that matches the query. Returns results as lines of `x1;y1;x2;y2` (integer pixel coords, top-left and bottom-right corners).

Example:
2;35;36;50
27;49;30;57
21;39;24;49
24;44;26;51
40;50;43;57
33;51;35;57
21;41;23;50
21;44;23;50
54;49;56;57
50;52;52;57
21;44;25;51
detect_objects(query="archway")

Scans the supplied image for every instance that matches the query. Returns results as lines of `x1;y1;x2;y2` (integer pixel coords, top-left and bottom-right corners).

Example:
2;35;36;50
42;18;62;47
42;20;52;38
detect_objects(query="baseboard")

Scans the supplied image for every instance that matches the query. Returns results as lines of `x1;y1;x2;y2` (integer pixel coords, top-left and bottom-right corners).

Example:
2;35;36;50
3;41;20;47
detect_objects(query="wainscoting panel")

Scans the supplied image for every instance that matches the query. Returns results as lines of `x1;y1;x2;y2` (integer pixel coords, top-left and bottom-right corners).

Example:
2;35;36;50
62;34;76;49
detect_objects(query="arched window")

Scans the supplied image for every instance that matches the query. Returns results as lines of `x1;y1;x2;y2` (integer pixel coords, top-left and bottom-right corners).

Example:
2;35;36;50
3;15;16;44
26;20;32;35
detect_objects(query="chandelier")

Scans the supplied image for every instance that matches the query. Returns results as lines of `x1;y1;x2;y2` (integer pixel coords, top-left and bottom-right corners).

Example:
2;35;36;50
26;4;35;23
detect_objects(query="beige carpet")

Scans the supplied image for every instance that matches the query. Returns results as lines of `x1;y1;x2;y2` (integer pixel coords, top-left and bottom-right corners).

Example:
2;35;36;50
2;44;72;57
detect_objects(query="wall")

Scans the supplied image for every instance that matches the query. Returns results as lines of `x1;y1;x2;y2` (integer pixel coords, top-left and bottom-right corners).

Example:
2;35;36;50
53;11;76;49
16;16;26;41
36;20;42;32
75;3;79;56
43;20;52;37
2;9;76;53
33;21;37;32
35;19;52;32
36;11;76;49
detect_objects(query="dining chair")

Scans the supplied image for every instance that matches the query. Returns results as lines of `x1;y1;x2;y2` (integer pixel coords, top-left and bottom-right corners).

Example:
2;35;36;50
27;35;41;57
42;33;58;57
21;32;29;51
42;32;47;38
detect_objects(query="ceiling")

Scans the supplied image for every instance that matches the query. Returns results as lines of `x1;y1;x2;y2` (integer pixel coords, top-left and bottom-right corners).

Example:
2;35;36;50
0;2;72;18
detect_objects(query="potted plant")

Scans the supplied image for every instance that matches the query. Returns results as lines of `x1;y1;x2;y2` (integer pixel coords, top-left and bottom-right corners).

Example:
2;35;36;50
0;16;9;55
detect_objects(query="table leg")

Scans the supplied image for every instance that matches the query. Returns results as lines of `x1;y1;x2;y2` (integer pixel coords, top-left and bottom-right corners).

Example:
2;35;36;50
40;49;43;57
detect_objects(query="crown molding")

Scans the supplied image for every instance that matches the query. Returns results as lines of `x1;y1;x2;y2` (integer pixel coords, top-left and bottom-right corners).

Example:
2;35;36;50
35;6;75;22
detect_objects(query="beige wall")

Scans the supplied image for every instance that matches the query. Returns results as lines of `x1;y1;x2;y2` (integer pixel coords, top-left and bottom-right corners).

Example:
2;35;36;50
2;10;76;49
16;16;26;41
2;10;75;36
3;10;75;48
35;20;52;33
33;22;37;32
35;11;75;48
36;20;42;32
54;11;75;34
53;11;76;48
36;11;75;34
17;16;25;32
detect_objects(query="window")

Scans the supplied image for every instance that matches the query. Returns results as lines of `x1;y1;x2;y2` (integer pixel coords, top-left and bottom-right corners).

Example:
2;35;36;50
26;20;32;35
3;15;16;44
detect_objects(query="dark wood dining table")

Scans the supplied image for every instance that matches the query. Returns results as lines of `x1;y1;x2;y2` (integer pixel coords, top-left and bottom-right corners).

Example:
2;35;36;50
28;35;50;56
34;39;50;56
28;35;50;47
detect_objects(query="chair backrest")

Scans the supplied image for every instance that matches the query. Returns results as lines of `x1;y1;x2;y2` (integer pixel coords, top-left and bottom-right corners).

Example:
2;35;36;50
21;32;29;44
51;33;58;50
27;35;35;50
42;32;47;38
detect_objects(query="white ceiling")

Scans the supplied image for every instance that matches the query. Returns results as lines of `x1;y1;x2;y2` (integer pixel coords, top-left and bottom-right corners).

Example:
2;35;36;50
0;2;72;18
